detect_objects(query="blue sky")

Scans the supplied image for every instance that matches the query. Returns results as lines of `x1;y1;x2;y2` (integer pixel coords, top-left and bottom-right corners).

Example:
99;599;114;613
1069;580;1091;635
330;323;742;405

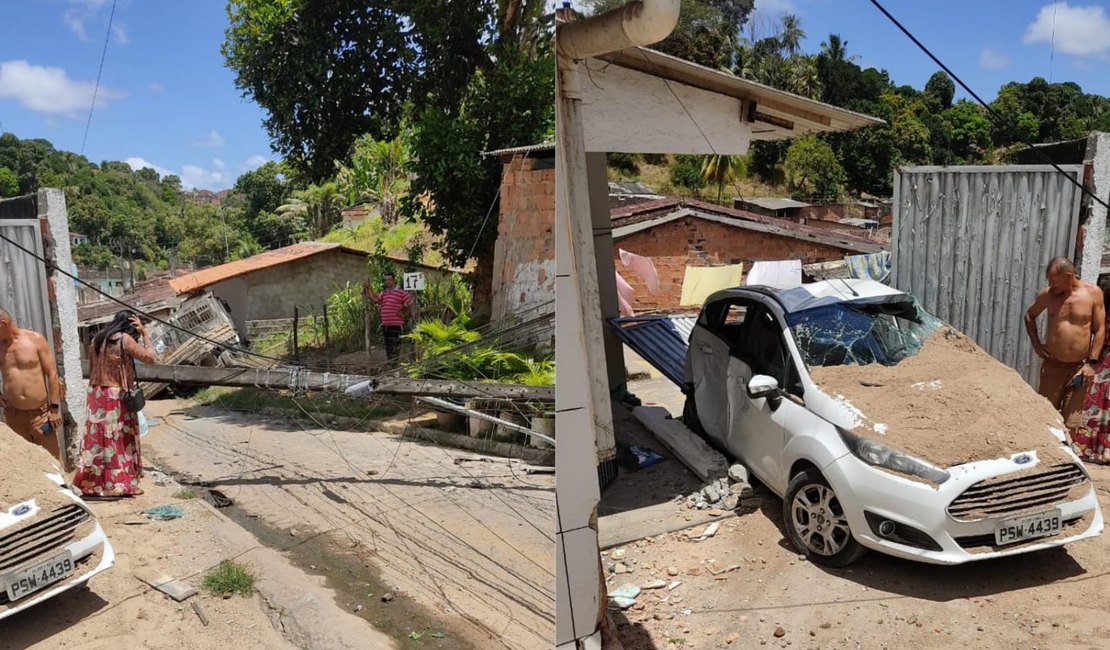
0;0;273;190
566;0;1110;97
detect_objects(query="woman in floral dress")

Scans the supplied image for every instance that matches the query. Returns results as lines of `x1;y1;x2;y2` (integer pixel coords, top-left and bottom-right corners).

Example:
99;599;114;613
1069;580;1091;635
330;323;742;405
1072;293;1110;465
74;311;157;496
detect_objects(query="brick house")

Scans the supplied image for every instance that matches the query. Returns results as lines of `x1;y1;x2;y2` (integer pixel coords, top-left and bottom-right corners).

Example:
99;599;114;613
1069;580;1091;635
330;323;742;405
612;198;884;311
488;143;556;322
169;242;452;340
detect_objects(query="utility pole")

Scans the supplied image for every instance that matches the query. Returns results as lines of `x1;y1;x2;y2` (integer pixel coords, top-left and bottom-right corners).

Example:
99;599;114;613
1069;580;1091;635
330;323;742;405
220;206;230;262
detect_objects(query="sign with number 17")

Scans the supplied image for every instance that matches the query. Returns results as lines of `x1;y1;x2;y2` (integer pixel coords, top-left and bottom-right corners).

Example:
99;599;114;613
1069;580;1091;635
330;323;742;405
403;272;425;291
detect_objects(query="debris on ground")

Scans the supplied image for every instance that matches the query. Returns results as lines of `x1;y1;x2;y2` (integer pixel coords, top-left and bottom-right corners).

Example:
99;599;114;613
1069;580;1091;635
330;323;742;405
137;573;198;602
689;522;719;541
679;463;756;511
143;505;186;521
190;601;209;626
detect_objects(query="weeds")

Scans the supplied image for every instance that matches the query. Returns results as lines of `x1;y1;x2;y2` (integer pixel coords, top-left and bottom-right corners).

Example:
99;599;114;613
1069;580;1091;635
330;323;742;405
202;560;256;597
173;489;199;500
194;386;398;423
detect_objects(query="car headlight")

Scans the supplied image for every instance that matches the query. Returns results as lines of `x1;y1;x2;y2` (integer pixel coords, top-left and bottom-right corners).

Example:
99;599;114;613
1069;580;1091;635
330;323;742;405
837;426;950;484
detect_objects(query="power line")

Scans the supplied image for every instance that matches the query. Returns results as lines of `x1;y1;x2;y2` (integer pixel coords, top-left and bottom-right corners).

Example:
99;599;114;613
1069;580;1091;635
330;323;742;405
868;0;1110;213
80;0;118;156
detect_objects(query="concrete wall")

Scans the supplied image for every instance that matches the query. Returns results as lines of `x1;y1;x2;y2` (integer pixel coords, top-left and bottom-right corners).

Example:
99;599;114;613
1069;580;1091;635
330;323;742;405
614;215;853;310
491;153;556;322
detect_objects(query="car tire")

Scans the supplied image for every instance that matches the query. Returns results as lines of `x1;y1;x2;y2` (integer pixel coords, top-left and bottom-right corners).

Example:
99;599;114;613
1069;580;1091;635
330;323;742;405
783;469;867;567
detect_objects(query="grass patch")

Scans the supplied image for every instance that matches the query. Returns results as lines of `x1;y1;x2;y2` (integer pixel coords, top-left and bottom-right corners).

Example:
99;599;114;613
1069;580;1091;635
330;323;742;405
202;560;256;597
173;488;199;500
194;386;399;424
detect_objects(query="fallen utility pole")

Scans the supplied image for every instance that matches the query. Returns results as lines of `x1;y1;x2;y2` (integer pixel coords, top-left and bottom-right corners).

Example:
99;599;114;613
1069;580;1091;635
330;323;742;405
417;396;556;447
80;361;554;401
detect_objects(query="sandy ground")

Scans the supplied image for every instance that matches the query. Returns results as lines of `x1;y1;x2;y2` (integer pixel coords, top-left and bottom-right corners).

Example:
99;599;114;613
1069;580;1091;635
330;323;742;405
141;397;556;650
0;480;294;650
610;376;1110;650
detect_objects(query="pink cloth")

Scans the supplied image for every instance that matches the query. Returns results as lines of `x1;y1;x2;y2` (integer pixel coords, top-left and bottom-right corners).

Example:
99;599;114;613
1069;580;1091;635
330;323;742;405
616;271;636;317
619;249;661;294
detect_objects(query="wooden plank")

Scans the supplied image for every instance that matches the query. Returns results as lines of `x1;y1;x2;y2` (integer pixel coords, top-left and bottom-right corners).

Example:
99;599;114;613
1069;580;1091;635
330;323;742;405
632;406;729;483
80;361;554;401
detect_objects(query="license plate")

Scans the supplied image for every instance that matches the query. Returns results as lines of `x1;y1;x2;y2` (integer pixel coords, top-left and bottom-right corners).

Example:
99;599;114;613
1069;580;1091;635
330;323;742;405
994;509;1062;546
2;551;75;602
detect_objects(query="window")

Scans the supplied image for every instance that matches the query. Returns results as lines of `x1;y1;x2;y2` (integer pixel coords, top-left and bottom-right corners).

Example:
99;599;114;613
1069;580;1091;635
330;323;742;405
787;298;942;368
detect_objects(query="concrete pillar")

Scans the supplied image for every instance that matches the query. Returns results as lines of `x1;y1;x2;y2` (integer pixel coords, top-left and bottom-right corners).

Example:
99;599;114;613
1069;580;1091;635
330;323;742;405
39;189;86;467
586;153;628;397
1080;132;1110;281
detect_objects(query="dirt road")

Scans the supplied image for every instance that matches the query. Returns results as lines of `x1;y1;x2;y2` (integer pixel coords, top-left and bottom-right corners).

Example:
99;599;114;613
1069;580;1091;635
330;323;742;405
605;374;1110;649
142;398;556;650
2;479;302;650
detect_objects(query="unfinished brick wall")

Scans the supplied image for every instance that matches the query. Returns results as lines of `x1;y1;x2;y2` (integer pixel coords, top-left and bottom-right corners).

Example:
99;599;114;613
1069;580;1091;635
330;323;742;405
797;204;848;221
491;152;556;321
614;216;853;311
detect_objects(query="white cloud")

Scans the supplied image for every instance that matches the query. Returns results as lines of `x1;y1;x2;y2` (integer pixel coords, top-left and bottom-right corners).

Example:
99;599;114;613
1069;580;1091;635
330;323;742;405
62;0;114;43
192;130;225;148
1024;2;1110;59
979;46;1011;69
124;157;173;178
212;158;226;171
243;154;269;171
148;81;165;94
180;164;228;190
0;60;125;117
111;24;129;45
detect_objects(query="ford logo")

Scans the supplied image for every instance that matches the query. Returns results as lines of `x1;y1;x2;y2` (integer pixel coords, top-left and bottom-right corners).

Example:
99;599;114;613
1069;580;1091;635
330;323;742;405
11;504;31;516
1014;454;1032;465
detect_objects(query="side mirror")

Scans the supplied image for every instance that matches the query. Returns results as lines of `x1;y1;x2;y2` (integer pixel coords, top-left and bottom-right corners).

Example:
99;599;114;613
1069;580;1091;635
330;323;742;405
747;374;780;399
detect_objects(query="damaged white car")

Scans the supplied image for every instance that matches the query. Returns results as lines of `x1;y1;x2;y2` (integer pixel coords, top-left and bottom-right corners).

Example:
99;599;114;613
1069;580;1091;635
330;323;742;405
683;279;1103;566
0;423;115;620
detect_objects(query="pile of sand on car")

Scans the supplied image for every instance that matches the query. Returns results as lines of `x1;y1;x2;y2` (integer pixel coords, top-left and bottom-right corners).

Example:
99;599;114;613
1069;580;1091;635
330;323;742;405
808;328;1073;469
0;422;73;517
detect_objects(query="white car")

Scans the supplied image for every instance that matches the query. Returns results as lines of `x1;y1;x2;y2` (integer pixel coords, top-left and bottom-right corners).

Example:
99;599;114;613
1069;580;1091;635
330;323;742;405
682;279;1103;566
0;427;115;620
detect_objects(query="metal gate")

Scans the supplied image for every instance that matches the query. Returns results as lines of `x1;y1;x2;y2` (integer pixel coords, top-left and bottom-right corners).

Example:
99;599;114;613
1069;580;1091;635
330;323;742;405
0;197;56;354
892;165;1085;386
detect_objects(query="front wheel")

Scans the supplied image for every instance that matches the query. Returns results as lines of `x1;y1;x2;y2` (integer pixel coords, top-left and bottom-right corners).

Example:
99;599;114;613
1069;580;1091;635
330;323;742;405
783;469;867;567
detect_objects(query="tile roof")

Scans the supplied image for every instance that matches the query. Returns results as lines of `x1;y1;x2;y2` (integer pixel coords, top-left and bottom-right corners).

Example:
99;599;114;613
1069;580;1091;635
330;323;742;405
169;242;356;294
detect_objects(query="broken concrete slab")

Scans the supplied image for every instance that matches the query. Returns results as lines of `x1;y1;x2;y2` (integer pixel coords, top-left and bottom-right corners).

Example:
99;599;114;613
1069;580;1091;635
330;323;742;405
728;464;749;484
136;572;198;602
598;502;737;549
632;406;729;483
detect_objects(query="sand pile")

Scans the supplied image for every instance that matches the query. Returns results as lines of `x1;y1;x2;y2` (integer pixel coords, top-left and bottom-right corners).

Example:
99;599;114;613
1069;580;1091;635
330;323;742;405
0;422;72;513
809;328;1072;469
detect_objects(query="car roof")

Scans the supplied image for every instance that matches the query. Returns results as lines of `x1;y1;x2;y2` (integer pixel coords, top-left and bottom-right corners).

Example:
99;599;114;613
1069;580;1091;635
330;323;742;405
706;279;907;314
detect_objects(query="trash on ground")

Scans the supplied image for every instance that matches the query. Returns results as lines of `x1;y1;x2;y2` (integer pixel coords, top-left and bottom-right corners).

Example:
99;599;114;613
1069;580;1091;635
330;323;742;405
143;505;186;521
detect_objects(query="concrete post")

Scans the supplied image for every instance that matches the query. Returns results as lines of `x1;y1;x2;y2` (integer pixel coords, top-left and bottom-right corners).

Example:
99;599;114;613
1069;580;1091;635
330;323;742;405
1080;132;1110;281
587;152;628;397
38;189;86;468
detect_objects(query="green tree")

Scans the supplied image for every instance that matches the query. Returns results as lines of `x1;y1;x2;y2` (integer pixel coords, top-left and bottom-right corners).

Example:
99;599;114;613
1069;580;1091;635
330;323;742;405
700;155;744;203
222;1;416;181
336;131;411;223
789;55;822;99
0;166;18;197
924;71;956;110
783;135;845;200
942;100;993;162
277;182;345;239
780;14;805;55
669;155;707;190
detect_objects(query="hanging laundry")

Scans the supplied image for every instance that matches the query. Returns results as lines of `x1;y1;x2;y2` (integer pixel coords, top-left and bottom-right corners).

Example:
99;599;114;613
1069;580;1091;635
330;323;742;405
745;260;802;286
679;264;743;307
845;251;892;284
616;271;636;316
619;249;661;294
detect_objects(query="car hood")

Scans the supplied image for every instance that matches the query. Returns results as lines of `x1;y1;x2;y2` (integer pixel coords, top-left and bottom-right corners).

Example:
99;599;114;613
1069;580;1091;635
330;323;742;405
806;329;1074;469
0;423;77;533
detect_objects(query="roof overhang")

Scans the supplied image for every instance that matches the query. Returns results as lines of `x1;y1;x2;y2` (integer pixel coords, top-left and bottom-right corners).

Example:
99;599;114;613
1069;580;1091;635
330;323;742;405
578;47;883;155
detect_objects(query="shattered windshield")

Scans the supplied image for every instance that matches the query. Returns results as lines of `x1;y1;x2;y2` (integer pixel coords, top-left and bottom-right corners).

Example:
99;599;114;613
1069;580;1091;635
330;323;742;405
786;298;942;367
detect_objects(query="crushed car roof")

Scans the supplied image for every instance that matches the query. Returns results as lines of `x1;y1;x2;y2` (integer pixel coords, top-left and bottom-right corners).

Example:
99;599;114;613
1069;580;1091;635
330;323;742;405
709;279;906;314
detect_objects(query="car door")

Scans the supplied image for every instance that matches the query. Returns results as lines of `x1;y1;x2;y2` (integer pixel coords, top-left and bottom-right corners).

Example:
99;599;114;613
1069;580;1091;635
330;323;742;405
688;299;751;441
725;306;799;494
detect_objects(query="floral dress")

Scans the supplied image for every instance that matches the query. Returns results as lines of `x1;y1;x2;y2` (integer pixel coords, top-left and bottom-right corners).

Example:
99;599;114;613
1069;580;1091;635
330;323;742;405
73;333;157;496
1071;356;1110;464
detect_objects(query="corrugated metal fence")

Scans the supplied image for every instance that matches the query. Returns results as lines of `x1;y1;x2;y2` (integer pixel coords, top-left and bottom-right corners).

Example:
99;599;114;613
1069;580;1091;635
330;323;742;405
0;196;54;351
892;165;1084;386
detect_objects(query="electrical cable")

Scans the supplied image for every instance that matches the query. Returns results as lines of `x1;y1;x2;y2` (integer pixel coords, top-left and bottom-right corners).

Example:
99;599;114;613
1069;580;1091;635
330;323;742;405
868;0;1110;213
80;0;117;156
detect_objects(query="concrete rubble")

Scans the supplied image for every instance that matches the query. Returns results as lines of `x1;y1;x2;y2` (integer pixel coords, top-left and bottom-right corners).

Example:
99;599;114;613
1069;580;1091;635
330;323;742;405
678;463;756;511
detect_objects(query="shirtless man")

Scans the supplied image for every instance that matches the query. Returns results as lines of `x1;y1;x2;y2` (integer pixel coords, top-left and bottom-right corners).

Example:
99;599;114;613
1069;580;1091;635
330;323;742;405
1024;257;1105;423
0;307;64;460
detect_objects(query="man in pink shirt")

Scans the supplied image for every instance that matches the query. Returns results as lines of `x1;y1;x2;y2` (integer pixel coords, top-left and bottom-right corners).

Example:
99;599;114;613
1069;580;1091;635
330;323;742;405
367;273;415;363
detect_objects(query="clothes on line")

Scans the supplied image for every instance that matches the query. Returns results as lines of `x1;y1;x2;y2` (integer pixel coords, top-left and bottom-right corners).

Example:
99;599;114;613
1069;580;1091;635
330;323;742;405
616;271;636;317
745;260;802;287
618;249;661;294
680;264;744;307
845;251;892;284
